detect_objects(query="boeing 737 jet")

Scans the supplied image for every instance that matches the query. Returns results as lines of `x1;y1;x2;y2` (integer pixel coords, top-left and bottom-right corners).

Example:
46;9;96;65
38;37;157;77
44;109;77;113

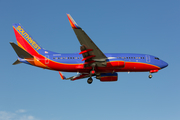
10;14;168;84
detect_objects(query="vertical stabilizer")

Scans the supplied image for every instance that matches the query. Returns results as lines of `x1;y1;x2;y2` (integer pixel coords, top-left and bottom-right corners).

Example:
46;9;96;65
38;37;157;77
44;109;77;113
12;23;44;56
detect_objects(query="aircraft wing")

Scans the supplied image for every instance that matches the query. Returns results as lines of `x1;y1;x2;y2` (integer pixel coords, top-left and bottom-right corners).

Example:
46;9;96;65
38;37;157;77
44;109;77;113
59;72;90;81
67;14;107;67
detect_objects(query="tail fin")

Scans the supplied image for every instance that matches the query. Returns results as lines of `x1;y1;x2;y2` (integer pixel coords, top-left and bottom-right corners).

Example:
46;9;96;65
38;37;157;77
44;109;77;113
12;23;44;56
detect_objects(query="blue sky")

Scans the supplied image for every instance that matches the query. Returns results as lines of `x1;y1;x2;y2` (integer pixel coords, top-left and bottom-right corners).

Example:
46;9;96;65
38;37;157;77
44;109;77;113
0;0;180;120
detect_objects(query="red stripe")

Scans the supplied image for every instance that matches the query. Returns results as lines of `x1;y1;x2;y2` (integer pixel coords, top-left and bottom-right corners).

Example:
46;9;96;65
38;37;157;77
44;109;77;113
59;72;65;79
67;15;77;29
43;60;160;73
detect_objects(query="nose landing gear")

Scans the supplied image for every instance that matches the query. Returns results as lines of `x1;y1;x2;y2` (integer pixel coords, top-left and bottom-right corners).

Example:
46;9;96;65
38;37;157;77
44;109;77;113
148;70;158;79
149;72;153;78
149;74;152;79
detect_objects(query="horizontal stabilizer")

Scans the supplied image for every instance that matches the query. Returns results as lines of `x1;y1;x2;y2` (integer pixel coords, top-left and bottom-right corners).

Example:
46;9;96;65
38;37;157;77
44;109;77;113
10;42;33;58
13;59;22;65
59;71;90;81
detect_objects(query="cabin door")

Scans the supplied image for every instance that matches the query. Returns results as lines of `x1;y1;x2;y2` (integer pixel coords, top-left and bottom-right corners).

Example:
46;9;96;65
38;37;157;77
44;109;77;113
146;55;150;63
45;55;49;64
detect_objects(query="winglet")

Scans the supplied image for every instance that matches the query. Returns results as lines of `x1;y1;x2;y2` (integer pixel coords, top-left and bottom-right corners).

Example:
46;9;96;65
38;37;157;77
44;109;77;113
59;71;66;80
67;14;80;29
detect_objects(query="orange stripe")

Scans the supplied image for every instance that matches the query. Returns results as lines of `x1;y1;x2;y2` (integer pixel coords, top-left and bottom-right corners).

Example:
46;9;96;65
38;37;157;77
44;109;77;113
17;41;27;51
34;57;47;68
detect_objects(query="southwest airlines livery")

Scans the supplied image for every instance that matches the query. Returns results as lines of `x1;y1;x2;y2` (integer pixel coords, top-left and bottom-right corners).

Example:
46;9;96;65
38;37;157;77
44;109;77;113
10;14;168;84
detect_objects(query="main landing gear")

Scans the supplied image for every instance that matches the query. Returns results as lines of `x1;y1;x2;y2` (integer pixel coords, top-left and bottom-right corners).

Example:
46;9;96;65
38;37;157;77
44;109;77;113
87;65;96;84
87;77;93;84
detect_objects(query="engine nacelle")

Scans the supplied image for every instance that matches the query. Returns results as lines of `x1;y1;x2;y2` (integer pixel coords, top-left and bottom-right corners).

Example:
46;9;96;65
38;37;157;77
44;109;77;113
96;73;118;82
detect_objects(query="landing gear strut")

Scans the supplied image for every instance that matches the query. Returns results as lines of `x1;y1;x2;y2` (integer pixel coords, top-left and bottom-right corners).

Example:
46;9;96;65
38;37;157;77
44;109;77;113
87;77;93;84
87;64;96;84
90;64;96;75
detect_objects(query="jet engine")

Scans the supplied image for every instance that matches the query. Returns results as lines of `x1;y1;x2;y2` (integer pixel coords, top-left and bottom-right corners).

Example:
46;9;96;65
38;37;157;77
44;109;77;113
96;73;118;82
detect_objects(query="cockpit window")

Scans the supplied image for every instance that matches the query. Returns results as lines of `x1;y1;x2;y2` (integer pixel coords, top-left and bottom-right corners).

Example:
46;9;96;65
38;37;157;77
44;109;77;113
155;57;160;60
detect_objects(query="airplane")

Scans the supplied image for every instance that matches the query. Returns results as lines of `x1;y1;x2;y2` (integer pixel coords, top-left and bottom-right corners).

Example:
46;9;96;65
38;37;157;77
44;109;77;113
10;14;168;84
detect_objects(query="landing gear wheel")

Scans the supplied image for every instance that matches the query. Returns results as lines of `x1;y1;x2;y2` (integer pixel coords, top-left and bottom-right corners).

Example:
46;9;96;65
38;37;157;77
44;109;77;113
87;78;93;84
149;74;152;79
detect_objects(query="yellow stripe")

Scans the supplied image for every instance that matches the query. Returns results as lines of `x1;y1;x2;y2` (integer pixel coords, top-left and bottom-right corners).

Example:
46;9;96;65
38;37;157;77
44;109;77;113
17;41;27;51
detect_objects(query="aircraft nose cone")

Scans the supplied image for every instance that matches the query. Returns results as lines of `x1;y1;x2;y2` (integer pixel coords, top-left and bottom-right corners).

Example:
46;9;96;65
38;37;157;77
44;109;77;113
161;61;168;69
